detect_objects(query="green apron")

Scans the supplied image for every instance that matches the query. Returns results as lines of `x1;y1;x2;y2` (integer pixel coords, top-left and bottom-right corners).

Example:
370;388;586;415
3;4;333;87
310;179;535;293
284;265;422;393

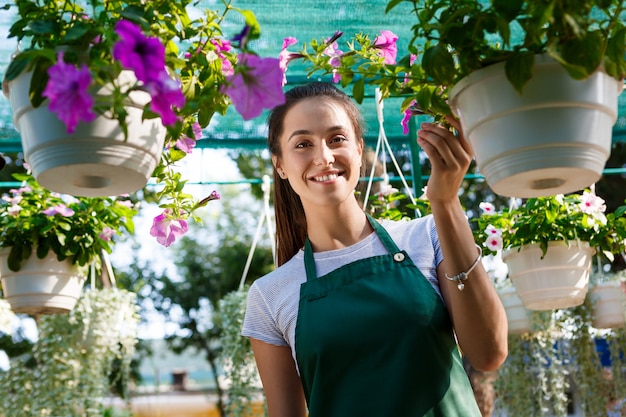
295;215;481;417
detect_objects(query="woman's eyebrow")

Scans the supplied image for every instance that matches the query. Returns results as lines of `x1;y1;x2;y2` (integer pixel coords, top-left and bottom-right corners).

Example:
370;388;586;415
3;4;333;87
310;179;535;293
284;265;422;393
288;126;345;142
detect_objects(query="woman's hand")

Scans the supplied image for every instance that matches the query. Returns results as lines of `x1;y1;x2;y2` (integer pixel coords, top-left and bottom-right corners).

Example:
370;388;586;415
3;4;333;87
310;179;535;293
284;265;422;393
417;115;473;203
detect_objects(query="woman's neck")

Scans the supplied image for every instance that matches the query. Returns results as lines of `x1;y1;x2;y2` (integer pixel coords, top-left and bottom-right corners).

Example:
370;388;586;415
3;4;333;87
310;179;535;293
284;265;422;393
304;201;373;252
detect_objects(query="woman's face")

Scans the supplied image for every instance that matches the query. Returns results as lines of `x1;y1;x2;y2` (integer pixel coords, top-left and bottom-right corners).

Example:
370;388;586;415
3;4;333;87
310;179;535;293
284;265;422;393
273;97;363;211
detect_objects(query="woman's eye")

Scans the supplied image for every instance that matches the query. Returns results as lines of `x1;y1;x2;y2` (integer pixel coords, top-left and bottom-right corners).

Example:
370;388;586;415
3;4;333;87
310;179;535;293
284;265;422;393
330;136;347;144
295;141;310;149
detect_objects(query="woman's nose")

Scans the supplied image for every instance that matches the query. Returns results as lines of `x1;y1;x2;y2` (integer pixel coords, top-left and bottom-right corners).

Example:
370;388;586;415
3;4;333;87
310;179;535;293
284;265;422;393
314;142;335;166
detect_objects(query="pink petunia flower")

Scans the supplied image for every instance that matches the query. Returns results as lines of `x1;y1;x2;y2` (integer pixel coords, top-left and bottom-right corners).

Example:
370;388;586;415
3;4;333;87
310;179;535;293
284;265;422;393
42;53;96;133
401;101;418;135
279;37;298;86
150;210;189;247
99;227;115;242
113;20;166;83
196;190;221;208
146;71;186;125
222;53;286;120
175;122;201;154
373;30;398;64
43;204;75;217
175;136;196;154
211;39;235;76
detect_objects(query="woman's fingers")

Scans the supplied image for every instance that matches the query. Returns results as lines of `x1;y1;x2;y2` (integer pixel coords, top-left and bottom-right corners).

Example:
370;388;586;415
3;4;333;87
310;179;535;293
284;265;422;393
417;122;471;170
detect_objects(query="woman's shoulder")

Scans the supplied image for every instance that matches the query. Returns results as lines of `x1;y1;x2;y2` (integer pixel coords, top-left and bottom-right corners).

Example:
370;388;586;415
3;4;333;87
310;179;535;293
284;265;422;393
249;253;306;296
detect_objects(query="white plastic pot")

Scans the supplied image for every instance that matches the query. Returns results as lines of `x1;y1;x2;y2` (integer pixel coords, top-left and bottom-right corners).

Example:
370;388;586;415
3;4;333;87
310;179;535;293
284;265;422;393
0;248;86;315
449;54;623;198
498;286;531;334
4;70;166;197
589;281;626;329
503;241;595;311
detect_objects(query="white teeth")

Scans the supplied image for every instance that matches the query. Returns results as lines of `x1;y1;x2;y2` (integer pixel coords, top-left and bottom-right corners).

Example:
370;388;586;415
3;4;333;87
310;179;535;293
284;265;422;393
314;174;338;182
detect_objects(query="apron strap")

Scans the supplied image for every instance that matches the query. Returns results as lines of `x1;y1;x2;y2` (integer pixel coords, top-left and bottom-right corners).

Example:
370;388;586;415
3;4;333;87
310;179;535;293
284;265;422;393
304;238;318;282
304;214;403;282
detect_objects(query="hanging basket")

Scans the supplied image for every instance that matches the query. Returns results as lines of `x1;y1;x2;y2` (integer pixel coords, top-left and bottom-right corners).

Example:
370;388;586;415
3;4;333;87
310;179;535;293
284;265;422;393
498;286;531;334
502;241;594;311
0;248;86;315
449;54;622;198
589;281;626;329
3;70;166;197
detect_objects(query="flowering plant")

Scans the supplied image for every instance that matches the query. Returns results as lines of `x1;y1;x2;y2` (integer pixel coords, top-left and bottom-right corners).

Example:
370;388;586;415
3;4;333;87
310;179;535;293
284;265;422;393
473;190;626;261
0;172;137;272
2;0;286;245
365;182;431;221
285;0;626;123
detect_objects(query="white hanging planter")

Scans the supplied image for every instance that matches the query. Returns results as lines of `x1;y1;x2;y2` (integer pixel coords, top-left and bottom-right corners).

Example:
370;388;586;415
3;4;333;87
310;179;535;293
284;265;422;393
589;281;626;329
4;70;166;197
449;54;623;198
0;248;86;315
502;241;594;311
498;286;531;334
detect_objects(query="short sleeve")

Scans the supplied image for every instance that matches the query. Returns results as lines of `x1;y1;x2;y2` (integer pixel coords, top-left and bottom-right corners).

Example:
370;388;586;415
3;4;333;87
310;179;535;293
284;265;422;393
241;282;289;347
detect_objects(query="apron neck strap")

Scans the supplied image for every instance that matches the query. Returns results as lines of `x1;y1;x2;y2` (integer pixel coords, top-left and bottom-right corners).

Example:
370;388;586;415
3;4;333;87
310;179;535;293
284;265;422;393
303;214;403;281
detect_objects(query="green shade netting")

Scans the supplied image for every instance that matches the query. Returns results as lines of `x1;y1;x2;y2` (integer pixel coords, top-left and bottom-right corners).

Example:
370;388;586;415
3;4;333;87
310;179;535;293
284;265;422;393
0;0;624;153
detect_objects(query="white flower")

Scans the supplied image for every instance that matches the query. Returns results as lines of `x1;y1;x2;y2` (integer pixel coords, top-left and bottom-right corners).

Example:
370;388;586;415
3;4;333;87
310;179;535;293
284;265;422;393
578;190;606;214
485;224;502;236
0;299;16;335
479;202;496;214
7;205;22;216
484;235;503;252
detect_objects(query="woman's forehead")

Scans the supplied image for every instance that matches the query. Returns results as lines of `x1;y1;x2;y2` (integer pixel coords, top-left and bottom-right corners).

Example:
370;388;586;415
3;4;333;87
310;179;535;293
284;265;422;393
283;97;354;132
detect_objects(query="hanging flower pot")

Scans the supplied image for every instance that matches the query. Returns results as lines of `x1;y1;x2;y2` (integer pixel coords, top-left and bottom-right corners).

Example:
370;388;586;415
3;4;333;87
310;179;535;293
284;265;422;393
449;54;623;198
3;69;167;197
0;248;86;315
498;286;531;334
502;241;595;311
589;281;626;329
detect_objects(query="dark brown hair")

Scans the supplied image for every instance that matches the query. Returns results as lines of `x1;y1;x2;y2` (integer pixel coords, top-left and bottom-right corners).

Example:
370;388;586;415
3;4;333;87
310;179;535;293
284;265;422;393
267;82;366;266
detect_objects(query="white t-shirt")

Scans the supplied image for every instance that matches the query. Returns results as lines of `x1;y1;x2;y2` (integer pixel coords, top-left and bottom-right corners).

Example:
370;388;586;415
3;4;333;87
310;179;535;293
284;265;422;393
241;216;443;368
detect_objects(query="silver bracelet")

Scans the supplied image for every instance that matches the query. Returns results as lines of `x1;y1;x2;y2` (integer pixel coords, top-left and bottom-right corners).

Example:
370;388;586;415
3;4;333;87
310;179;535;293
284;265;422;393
445;244;482;291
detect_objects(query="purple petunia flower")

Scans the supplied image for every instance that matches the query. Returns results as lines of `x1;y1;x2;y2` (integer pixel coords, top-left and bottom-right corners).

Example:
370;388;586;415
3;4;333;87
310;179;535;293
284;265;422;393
146;71;186;125
222;53;286;120
113;20;166;83
150;210;189;247
42;53;96;133
374;30;398;64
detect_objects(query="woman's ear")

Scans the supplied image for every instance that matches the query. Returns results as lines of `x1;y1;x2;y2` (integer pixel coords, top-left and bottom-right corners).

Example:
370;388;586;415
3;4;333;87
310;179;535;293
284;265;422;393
272;155;285;179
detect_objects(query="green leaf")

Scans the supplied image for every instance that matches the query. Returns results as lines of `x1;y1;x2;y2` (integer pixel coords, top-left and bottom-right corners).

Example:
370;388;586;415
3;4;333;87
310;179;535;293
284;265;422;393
422;44;455;85
385;0;407;14
28;19;59;36
492;0;523;22
63;21;91;42
560;30;604;78
352;78;365;104
504;52;534;95
30;59;51;108
4;55;29;82
235;9;261;41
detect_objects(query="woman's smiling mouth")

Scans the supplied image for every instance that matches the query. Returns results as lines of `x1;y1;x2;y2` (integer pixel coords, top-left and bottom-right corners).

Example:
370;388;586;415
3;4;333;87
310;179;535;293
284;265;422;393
312;173;340;182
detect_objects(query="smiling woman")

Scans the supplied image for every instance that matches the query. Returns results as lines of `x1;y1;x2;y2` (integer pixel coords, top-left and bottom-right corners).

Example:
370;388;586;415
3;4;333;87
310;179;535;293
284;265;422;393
241;82;508;417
